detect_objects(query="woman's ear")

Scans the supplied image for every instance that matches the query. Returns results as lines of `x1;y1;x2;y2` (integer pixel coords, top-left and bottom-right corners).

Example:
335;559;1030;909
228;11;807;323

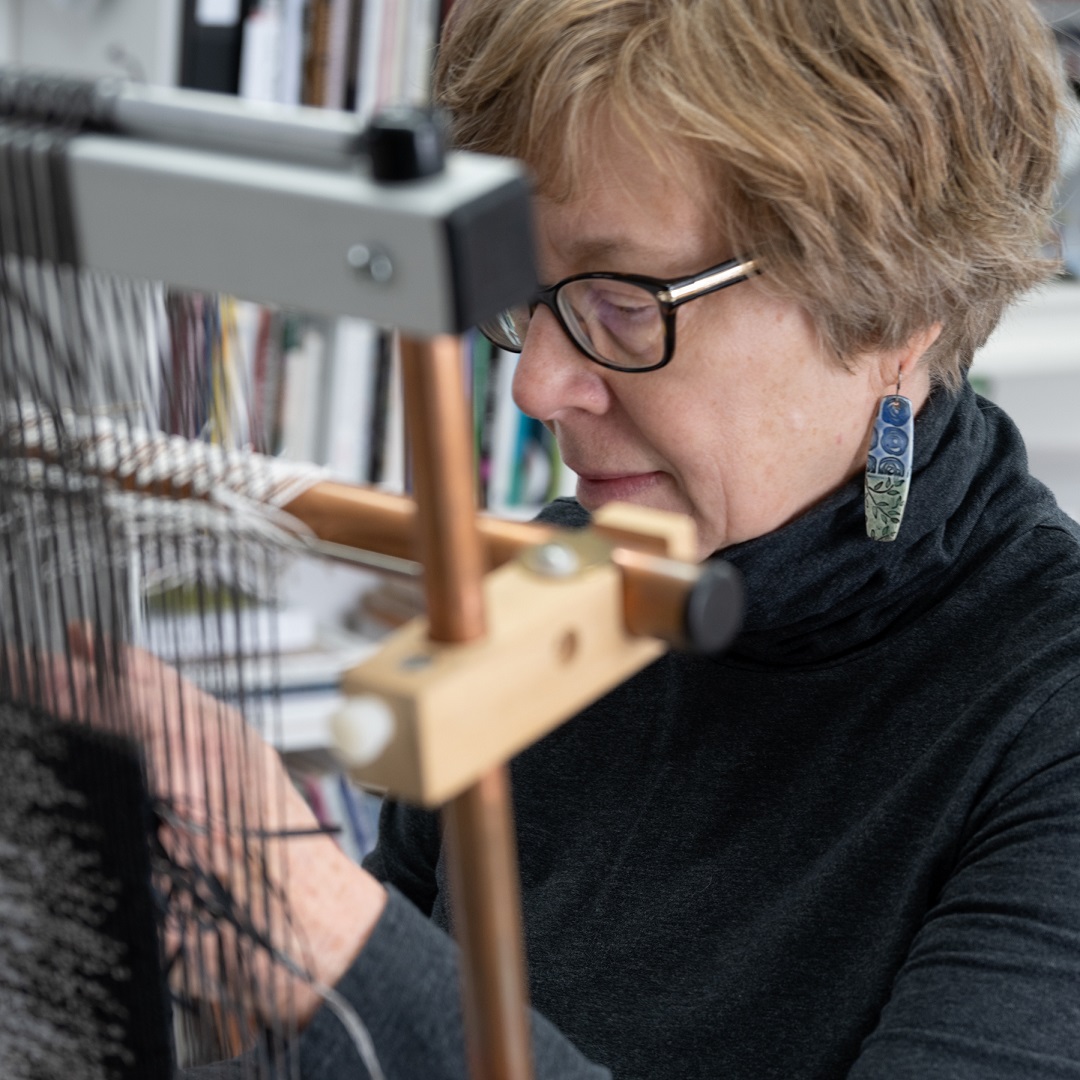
874;323;943;394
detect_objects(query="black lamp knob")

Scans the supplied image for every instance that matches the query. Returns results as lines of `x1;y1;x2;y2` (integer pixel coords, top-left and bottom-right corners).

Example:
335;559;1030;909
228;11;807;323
366;106;447;183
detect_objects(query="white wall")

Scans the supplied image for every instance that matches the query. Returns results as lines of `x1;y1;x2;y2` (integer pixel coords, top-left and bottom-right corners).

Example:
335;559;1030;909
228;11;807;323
973;282;1080;519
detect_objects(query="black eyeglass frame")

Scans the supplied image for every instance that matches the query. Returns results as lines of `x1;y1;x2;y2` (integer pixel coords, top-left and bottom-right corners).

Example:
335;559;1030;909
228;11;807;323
481;254;760;373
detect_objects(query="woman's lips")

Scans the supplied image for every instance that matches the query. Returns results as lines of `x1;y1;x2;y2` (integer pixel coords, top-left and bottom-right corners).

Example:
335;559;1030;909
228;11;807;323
575;470;666;507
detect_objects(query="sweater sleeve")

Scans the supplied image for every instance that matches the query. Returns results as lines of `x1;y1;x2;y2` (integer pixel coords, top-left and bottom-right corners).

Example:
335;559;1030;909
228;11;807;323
299;887;611;1080
361;798;443;917
849;675;1080;1079
183;802;609;1079
294;796;610;1079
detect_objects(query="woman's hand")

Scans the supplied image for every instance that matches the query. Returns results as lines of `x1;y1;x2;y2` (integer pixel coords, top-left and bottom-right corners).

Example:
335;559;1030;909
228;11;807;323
64;627;387;1028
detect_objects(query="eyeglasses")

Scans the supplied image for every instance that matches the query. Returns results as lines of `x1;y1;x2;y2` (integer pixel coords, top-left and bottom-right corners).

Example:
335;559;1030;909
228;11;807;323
479;255;759;373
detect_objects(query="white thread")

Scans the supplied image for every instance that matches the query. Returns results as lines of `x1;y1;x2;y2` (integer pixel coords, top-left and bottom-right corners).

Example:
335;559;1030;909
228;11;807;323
0;404;332;592
309;980;388;1080
257;939;386;1080
2;403;329;509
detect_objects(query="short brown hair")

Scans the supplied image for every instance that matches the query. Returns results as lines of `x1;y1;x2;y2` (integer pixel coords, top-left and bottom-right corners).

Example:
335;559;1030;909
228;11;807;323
435;0;1069;386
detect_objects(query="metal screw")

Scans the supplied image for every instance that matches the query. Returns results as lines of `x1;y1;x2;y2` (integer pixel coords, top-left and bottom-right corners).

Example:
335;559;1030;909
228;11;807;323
346;244;371;269
347;244;394;284
369;252;394;283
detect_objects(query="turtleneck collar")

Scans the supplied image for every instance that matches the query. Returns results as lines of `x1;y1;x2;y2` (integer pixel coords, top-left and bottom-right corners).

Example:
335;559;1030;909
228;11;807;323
719;382;1062;665
537;383;1065;667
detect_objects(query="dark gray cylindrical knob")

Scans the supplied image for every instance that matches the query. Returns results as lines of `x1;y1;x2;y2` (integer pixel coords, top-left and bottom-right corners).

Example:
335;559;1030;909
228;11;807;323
684;560;744;655
367;106;447;182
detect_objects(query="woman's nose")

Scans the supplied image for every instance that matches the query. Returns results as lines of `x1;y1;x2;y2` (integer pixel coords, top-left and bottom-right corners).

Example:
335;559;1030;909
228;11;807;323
510;305;611;422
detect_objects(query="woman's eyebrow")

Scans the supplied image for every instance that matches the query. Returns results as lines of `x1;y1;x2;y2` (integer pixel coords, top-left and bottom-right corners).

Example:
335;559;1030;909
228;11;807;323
561;236;624;264
545;232;660;272
553;234;702;277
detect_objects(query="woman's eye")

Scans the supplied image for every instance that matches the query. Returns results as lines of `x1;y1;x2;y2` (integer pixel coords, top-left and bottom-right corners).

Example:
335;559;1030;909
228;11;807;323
592;288;653;320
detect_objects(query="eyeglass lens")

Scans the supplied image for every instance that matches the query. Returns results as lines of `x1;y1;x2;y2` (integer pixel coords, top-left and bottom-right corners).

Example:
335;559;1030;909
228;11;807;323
482;279;666;369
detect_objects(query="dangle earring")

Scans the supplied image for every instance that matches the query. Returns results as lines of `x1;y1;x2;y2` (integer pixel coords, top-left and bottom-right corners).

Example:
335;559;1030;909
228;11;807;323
864;369;913;542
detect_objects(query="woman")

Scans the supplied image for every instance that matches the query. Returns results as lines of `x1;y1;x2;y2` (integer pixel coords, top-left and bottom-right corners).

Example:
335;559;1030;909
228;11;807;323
194;1;1080;1077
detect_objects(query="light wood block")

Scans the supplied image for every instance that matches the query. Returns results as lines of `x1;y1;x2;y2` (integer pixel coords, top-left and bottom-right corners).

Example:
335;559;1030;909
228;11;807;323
338;555;665;806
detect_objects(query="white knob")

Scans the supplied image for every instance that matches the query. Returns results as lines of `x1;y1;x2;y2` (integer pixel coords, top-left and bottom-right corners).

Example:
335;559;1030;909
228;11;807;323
330;696;396;767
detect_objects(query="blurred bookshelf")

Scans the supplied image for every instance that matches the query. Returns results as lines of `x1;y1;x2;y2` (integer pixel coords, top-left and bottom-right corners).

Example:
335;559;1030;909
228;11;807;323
972;278;1080;521
974;280;1080;379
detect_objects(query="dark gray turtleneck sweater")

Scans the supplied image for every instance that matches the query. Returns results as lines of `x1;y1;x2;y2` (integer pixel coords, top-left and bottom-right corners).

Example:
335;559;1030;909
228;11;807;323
295;385;1080;1079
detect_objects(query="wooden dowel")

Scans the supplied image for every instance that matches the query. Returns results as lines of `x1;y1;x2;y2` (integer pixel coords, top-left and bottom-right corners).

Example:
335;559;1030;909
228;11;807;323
399;333;534;1080
282;481;556;569
612;546;697;645
282;485;709;647
283;482;419;562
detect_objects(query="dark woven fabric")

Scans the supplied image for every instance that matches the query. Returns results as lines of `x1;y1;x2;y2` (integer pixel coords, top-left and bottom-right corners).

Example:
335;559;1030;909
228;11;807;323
0;711;172;1079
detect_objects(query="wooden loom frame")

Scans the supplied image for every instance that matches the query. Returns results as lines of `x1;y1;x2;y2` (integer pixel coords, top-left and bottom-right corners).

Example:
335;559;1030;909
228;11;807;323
0;76;743;1080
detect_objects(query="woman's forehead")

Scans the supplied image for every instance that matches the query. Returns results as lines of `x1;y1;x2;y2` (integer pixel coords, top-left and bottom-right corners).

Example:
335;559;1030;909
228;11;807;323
533;156;724;276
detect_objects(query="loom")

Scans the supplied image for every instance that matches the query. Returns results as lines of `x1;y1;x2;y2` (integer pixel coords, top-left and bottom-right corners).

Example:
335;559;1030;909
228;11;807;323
0;71;742;1080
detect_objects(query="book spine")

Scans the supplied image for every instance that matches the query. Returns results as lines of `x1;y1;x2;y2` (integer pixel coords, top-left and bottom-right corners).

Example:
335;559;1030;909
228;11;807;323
321;0;355;110
179;0;247;94
355;0;386;123
377;332;406;493
278;318;326;464
323;318;379;482
302;0;331;106
366;329;394;484
487;348;520;514
238;2;282;102
278;0;308;104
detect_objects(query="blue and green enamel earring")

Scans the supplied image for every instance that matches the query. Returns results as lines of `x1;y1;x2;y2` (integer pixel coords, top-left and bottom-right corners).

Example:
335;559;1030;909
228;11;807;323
864;371;913;541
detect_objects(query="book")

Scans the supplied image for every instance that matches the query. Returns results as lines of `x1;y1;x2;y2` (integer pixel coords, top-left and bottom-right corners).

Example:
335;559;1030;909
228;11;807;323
471;333;496;507
366;329;394;483
486;348;521;514
178;622;379;694
378;0;406;111
238;1;282;103
278;318;327;464
354;0;387;123
301;0;331;106
138;600;318;663
250;306;281;452
180;0;246;94
369;332;406;494
375;332;406;493
401;0;439;106
278;0;308;104
291;770;382;861
342;0;364;110
323;0;356;110
322;317;379;482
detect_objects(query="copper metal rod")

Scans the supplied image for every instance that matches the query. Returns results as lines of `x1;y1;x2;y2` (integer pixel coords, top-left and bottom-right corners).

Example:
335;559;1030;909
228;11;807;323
443;769;534;1080
399;333;534;1080
399;334;487;643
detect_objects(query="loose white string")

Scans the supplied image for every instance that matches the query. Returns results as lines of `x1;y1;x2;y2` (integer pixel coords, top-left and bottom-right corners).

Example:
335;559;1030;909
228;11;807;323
2;402;329;509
